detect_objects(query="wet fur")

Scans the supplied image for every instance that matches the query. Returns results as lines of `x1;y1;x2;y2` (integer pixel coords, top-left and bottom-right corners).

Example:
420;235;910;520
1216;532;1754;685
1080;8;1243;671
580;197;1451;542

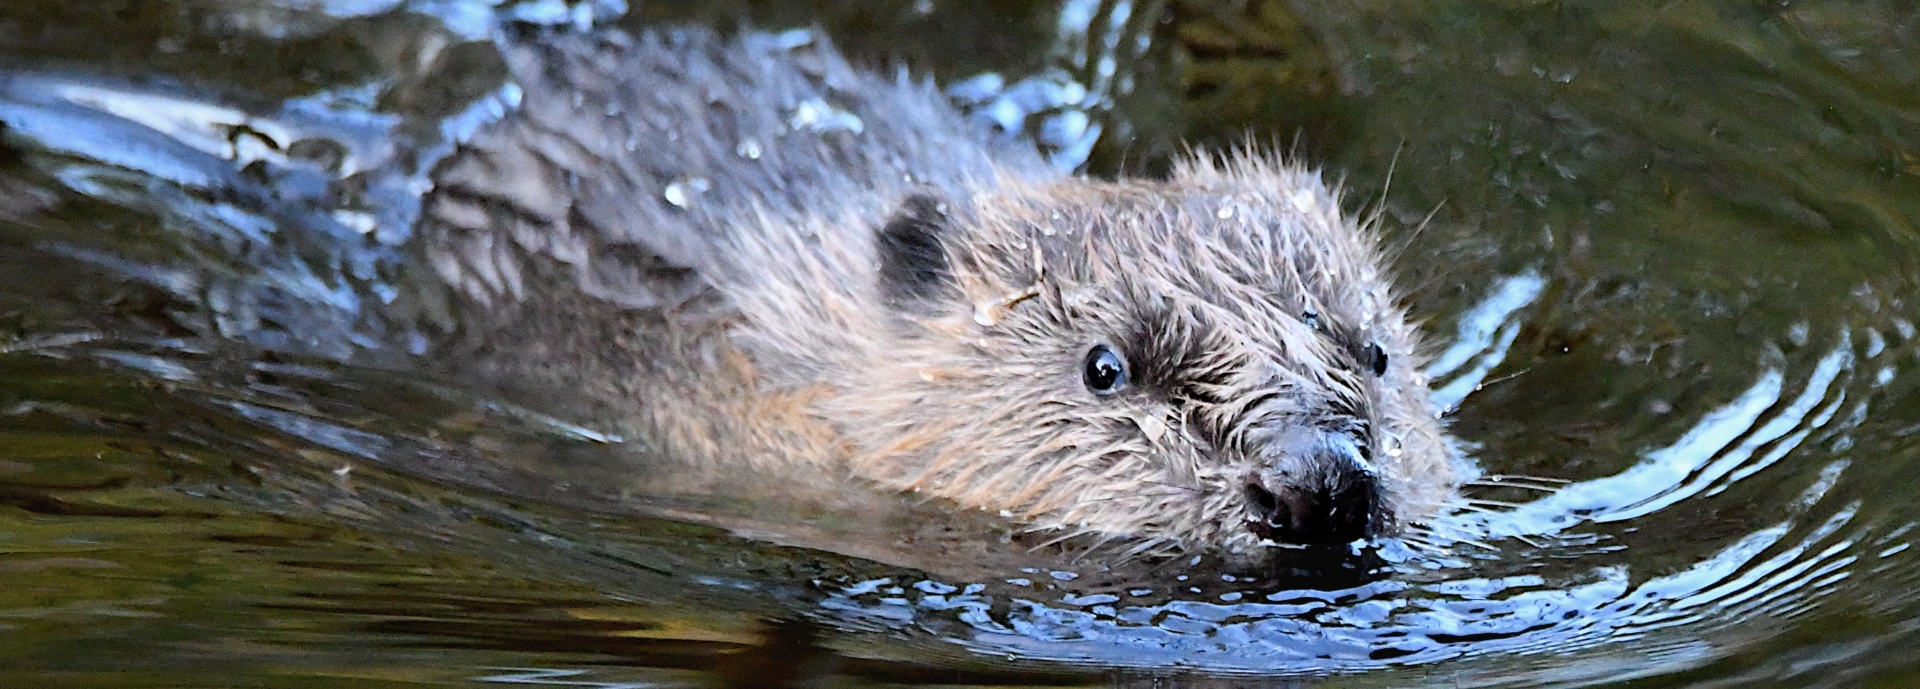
418;26;1454;561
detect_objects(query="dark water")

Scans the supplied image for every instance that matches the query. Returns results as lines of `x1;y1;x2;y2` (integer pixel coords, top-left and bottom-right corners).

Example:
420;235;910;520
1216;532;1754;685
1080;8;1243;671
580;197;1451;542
2;1;1919;686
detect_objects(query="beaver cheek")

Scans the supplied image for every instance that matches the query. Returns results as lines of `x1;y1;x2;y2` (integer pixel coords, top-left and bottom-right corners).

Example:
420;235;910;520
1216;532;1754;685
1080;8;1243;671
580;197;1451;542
1242;428;1383;547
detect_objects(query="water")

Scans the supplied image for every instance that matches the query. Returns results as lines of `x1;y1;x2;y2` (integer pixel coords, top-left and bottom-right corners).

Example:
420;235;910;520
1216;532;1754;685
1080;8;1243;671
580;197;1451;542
2;1;1919;686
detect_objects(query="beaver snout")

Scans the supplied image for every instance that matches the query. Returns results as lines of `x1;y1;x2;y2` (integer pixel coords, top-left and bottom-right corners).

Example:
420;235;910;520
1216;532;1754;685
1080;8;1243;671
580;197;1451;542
1243;431;1383;547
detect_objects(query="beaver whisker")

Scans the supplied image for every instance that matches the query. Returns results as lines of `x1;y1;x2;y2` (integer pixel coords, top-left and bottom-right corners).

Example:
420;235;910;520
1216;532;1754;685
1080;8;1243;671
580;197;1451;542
1395;532;1449;554
1460;482;1546;492
1376;197;1448;271
1432;511;1549;549
1031;534;1108;561
1075;491;1198;507
1359;142;1403;247
1463;480;1567;491
1411;520;1502;551
1460;498;1528;509
1506;532;1547;549
1397;533;1443;552
1448;503;1527;519
1463;475;1569;493
1133;542;1183;562
1029;525;1166;559
1071;530;1182;565
1130;480;1203;494
1442;504;1547;543
1475;367;1533;391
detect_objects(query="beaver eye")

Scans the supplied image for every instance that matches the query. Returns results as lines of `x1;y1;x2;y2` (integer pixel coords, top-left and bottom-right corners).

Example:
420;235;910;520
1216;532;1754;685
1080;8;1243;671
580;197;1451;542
1302;310;1323;332
1083;345;1129;395
1367;342;1389;376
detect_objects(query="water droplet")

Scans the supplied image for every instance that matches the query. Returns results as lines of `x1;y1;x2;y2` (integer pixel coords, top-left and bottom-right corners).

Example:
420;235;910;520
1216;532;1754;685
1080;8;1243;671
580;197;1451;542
735;137;762;159
790;98;864;134
972;302;997;326
1039;110;1090;148
331;210;377;235
1062;81;1087;104
1289;187;1317;213
662;177;710;208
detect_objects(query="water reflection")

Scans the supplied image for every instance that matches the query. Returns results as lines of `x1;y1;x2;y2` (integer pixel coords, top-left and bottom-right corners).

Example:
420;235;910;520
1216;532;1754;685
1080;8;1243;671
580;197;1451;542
1426;270;1545;413
936;0;1127;172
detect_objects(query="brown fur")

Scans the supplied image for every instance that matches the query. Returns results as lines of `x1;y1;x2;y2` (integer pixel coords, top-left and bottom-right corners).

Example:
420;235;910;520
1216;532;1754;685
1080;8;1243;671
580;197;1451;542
417;26;1454;562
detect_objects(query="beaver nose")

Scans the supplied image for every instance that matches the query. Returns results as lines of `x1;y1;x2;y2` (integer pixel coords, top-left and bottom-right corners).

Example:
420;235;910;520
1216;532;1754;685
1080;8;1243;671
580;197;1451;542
1244;433;1382;546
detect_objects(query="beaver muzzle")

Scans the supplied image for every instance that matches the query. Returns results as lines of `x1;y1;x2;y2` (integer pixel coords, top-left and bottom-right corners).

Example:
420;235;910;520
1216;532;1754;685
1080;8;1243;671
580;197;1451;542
1243;428;1383;547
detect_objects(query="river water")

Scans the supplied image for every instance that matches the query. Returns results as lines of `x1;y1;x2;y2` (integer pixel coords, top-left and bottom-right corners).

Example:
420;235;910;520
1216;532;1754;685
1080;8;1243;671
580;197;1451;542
2;1;1918;686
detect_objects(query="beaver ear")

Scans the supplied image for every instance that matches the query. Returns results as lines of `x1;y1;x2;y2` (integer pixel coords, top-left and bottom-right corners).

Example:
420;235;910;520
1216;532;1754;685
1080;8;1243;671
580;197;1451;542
877;193;953;306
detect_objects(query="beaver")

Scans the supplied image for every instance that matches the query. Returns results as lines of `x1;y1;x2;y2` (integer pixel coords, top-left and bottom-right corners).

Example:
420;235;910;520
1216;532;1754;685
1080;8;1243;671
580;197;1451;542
414;25;1454;563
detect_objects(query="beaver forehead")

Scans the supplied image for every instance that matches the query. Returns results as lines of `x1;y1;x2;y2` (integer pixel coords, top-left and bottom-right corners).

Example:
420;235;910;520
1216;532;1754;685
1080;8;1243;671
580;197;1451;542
967;181;1389;328
958;191;1404;375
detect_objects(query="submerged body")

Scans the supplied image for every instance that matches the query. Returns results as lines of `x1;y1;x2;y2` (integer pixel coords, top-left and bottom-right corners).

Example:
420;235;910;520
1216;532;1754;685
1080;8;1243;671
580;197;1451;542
419;26;1454;562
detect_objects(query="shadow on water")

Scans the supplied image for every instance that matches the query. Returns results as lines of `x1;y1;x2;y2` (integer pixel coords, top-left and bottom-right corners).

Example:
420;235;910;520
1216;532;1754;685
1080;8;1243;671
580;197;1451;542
1;0;1919;687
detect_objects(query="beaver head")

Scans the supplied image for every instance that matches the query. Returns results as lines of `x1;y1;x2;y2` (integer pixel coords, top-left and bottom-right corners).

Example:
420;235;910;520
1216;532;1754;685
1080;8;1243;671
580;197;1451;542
841;154;1453;561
